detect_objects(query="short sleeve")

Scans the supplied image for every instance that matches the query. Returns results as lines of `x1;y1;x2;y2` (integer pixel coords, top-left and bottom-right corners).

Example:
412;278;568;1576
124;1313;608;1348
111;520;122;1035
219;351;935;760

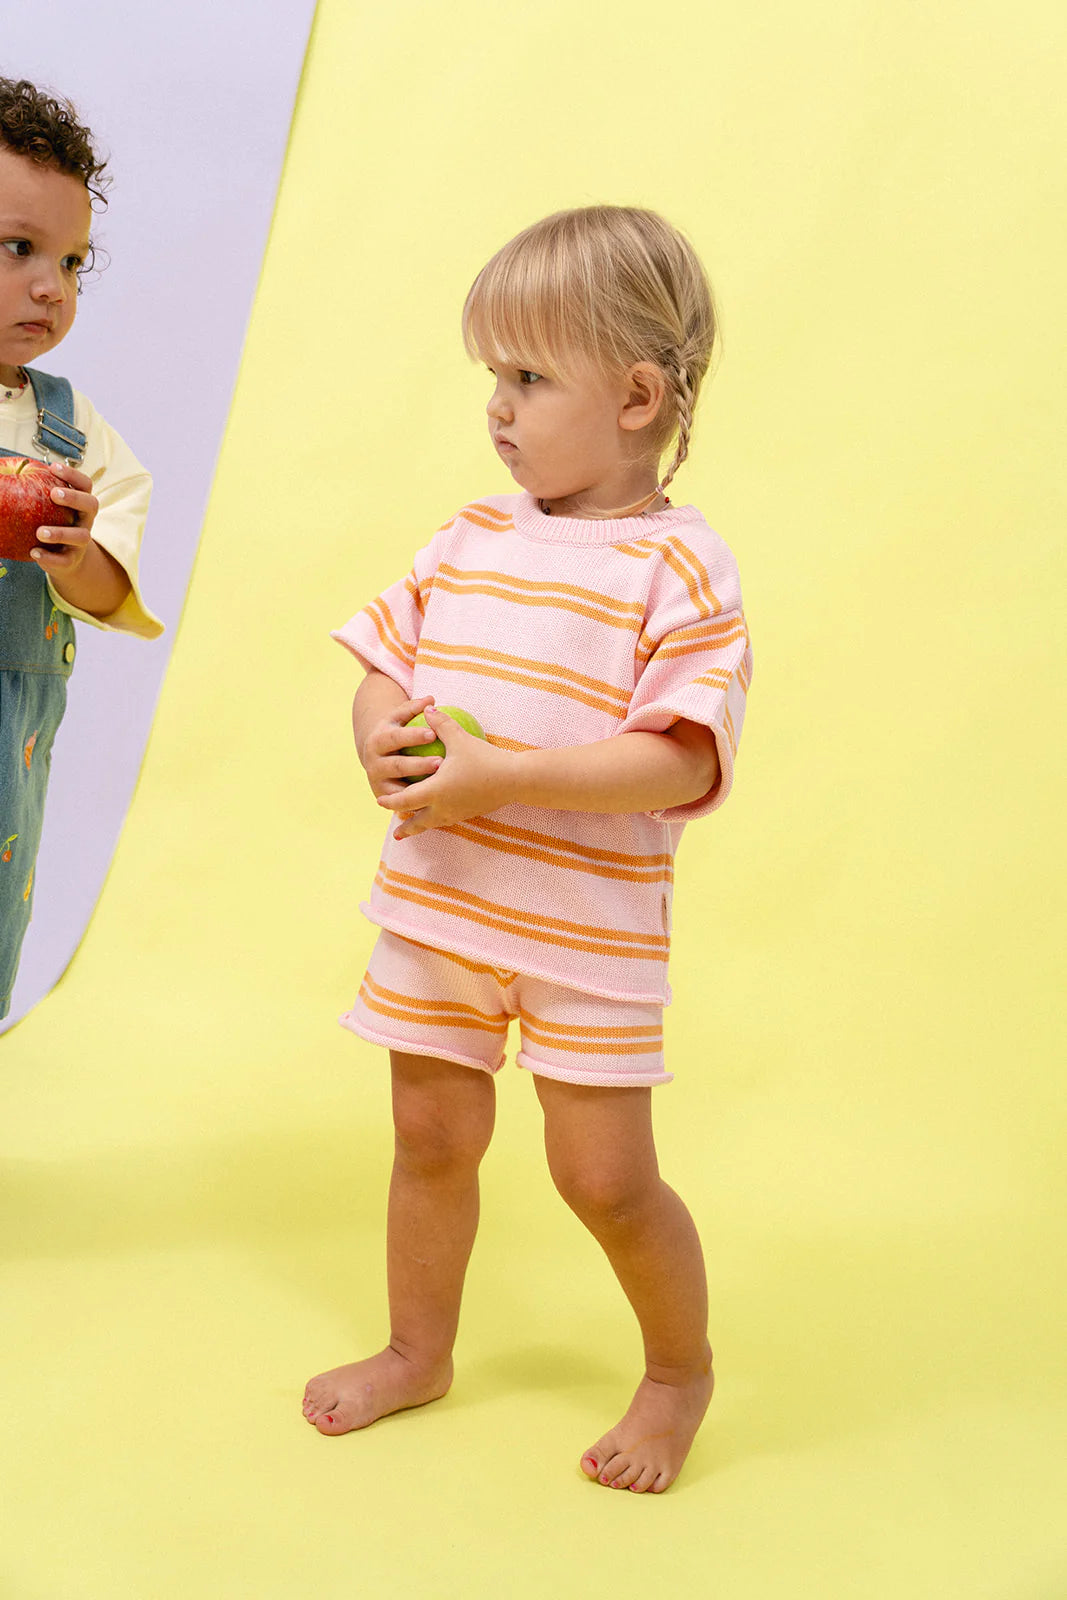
331;532;445;694
618;530;753;821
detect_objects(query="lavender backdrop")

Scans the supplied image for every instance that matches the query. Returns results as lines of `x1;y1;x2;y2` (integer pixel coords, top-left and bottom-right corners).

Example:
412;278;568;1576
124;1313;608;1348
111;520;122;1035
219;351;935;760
1;3;317;1032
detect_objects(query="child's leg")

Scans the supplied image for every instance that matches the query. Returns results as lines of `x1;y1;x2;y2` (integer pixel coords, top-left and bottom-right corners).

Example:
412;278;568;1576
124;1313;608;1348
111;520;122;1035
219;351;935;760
303;1049;495;1434
534;1076;713;1493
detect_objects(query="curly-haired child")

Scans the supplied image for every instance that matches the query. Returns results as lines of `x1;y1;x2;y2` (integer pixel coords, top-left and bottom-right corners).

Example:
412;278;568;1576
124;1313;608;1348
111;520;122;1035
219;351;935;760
0;77;161;1019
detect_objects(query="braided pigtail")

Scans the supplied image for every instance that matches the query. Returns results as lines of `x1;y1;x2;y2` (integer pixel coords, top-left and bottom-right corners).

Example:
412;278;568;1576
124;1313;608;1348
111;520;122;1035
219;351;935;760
658;359;695;494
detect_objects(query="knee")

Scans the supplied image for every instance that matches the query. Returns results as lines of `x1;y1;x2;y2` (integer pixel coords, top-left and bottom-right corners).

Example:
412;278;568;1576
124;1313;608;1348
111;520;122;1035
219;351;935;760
392;1093;493;1178
548;1155;652;1233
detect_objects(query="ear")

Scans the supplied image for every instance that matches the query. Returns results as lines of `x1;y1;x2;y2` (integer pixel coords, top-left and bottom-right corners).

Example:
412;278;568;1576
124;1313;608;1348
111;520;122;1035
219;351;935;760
618;362;666;434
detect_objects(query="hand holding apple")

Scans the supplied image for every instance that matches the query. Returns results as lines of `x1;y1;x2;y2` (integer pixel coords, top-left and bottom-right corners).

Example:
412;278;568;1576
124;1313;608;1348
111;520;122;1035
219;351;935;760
0;455;77;560
28;460;100;580
380;706;515;839
360;693;444;798
400;705;485;776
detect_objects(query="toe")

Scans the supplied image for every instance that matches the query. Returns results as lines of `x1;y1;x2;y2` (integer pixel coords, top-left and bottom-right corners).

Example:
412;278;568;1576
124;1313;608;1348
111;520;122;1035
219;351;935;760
597;1452;629;1488
628;1465;658;1494
580;1430;617;1481
303;1379;329;1413
610;1460;643;1490
303;1391;334;1423
650;1468;674;1494
314;1408;346;1435
315;1396;371;1435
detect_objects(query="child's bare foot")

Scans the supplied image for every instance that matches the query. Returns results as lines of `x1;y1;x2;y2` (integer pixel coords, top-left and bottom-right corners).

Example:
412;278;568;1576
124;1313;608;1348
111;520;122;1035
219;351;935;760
580;1360;714;1493
302;1348;452;1436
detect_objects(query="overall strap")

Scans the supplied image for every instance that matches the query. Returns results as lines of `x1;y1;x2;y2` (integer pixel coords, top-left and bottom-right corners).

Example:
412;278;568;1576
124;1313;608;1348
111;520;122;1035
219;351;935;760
24;367;87;463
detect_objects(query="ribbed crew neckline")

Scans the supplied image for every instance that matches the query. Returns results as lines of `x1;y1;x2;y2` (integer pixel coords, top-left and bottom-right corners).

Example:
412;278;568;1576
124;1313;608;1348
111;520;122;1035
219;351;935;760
510;491;696;546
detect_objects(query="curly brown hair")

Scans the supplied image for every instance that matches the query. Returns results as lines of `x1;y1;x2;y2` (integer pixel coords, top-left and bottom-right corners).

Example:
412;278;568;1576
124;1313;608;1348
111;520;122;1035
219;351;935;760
0;77;109;207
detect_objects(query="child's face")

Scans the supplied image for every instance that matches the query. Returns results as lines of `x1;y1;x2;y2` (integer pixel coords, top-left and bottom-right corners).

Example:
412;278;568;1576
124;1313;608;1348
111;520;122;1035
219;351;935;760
0;149;91;386
485;358;639;507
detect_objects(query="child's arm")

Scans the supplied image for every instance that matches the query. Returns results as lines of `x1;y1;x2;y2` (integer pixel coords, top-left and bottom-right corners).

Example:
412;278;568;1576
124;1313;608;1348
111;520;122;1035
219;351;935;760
504;719;720;812
378;705;720;840
353;670;449;797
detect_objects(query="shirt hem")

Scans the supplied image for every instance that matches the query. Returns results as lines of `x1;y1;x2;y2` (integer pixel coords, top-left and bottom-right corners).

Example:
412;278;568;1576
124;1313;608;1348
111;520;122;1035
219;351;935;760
359;903;672;1006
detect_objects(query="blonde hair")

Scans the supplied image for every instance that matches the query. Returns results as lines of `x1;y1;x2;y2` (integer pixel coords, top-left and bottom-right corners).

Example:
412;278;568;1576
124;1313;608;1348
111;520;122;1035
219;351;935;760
462;205;718;494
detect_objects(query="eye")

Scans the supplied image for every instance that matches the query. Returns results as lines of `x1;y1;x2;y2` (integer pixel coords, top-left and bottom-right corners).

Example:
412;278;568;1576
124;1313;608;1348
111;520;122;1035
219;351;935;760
519;370;542;385
62;254;84;274
1;239;32;259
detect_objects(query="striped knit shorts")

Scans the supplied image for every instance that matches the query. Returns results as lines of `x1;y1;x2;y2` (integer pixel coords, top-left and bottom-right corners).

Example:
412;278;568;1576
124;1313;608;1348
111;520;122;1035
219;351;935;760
341;930;671;1087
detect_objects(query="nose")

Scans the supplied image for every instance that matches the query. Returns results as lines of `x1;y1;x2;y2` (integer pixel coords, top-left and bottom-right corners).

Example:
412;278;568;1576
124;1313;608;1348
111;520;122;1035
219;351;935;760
486;380;513;424
31;261;67;304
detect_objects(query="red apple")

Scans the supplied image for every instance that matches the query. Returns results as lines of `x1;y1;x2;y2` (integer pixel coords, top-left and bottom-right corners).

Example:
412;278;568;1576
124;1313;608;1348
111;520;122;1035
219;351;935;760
0;455;77;561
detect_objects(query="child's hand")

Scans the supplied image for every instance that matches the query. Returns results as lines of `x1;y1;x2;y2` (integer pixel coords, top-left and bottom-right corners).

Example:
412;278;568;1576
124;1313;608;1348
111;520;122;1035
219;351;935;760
361;694;444;798
376;707;516;839
30;462;99;578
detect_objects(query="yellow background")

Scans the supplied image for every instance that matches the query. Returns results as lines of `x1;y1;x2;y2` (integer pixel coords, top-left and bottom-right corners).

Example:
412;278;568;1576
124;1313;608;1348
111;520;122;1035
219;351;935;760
2;1;1064;1594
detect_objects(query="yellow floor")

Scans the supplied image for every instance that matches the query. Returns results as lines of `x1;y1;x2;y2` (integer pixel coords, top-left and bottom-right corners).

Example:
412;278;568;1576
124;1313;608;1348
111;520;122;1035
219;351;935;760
2;2;1065;1595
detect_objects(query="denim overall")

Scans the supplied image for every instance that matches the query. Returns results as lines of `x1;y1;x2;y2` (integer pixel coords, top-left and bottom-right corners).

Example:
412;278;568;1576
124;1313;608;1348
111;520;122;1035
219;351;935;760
0;367;86;1017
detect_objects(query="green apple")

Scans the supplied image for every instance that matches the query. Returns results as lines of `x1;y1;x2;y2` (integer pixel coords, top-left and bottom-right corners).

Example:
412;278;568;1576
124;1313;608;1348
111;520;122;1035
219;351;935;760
400;705;485;780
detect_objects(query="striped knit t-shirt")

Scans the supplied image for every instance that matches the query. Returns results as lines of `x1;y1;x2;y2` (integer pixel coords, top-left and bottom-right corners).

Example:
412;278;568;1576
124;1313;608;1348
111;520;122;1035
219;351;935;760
332;492;752;1004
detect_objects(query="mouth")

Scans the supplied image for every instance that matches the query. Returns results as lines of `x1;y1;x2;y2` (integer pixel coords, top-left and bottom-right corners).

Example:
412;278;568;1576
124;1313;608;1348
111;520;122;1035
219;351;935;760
493;434;517;454
19;321;53;336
